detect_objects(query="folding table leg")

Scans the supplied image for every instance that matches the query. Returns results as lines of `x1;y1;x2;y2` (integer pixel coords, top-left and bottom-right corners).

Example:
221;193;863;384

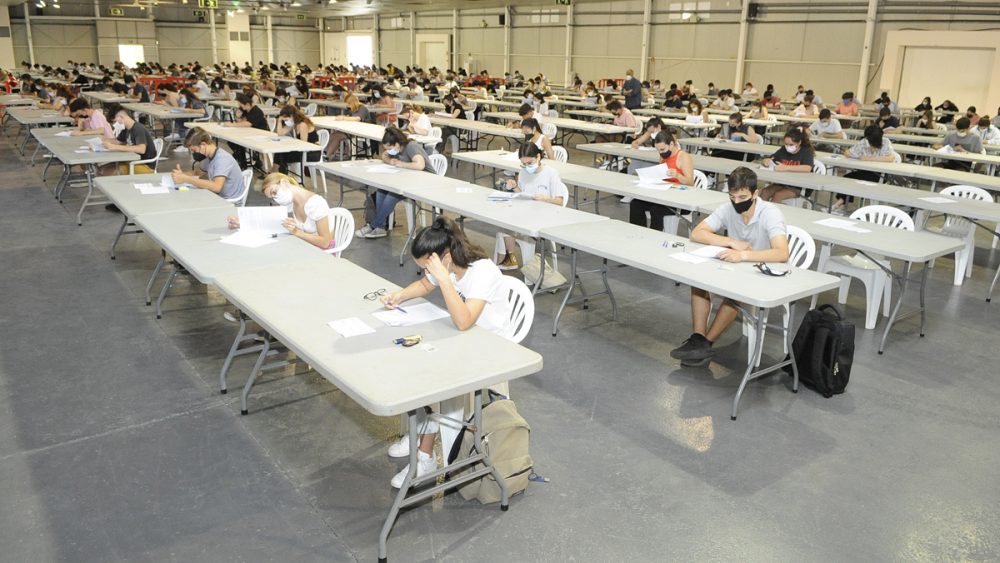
732;308;768;420
155;266;179;319
110;215;129;260
219;314;249;394
240;333;272;415
878;261;912;355
378;410;420;563
552;249;579;336
145;251;166;306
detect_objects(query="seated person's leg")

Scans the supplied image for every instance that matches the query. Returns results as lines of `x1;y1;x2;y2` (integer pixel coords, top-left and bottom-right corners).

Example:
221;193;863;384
671;288;717;363
706;299;740;343
370;190;403;229
769;186;801;204
629;199;653;227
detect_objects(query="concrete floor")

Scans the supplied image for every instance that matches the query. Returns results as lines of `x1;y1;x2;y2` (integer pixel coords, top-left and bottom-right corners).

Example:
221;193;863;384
1;122;998;563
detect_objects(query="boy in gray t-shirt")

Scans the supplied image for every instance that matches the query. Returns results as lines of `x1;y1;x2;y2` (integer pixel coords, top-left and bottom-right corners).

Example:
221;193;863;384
934;117;983;172
670;166;790;367
171;128;246;200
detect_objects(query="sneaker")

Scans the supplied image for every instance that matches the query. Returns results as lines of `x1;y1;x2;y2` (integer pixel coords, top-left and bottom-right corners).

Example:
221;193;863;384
165;133;180;141
355;224;374;239
670;333;716;361
172;146;189;153
365;227;388;239
497;253;520;271
104;203;121;213
390;450;437;489
597;159;613;171
619;196;634;204
223;311;239;323
831;205;847;216
387;435;410;458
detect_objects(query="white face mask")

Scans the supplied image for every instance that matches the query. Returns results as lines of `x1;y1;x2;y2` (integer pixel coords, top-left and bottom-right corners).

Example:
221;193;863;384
957;131;968;138
785;144;800;154
283;119;294;127
272;186;293;206
626;75;633;81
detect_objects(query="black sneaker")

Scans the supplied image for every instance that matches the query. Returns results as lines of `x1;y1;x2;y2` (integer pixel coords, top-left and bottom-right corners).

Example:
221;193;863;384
105;203;121;213
670;333;715;361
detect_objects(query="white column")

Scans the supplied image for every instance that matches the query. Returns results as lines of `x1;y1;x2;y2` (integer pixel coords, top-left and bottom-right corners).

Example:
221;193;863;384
734;0;750;89
24;6;35;66
452;9;458;70
856;0;879;101
503;5;511;74
226;12;252;65
266;14;273;65
373;14;381;68
563;4;573;85
409;11;416;67
318;18;325;66
639;0;651;79
209;8;218;65
0;9;18;69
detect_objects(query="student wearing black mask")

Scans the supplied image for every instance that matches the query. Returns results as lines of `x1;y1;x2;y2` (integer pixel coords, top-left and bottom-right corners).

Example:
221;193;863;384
670;167;789;367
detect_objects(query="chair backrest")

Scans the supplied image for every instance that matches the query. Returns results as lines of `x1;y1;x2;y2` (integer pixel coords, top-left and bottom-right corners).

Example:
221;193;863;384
228;91;237;101
692;169;709;190
892;151;901;163
812;160;827;175
304;102;318;117
935;123;948;132
497;275;534;344
227;169;253;207
754;134;764;144
316;129;330;153
325;207;355;257
542;122;557;140
267;116;277;132
850;204;914;231
428;153;448;176
264;98;274;107
429;126;442;140
785;225;816;269
552;145;568;162
941;184;991;229
546;109;558;118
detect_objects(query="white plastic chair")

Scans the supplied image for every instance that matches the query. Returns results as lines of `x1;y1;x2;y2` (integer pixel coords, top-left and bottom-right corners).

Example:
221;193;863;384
129;138;164;174
552;145;568;163
498;275;535;343
814;205;914;329
226;169;253;207
401;154;447;233
267;116;277;132
744;225;816;365
542;122;557;141
304;103;318;117
662;170;709;236
515;180;569;274
324;207;354;257
546;109;558;119
783;161;827;209
926;185;990;285
193;105;215;123
288;130;329;189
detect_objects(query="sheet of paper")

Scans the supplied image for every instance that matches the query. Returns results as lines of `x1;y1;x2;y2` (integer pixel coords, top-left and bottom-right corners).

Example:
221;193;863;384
74;149;90;153
919;196;957;204
814;217;871;233
670;253;709;264
636;164;670;185
134;183;154;190
936;145;955;154
138;185;169;195
488;191;535;201
497;151;520;161
689;245;726;258
55;130;73;137
371;302;451;327
366;164;401;174
85;136;107;152
327;317;376;338
238;206;288;236
219;231;278;248
636;146;657;151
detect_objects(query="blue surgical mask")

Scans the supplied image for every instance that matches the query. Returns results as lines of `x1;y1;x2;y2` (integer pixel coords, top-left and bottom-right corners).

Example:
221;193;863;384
387;148;399;156
523;163;539;174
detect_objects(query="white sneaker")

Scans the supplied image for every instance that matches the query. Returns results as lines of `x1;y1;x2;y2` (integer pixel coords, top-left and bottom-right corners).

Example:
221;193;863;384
223;311;239;323
390;451;437;489
366;227;388;239
165;133;180;141
387;435;410;458
355;224;374;239
172;146;189;153
619;196;633;204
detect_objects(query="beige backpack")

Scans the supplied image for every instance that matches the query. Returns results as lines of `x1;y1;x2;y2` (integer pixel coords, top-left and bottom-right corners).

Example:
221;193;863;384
447;398;533;504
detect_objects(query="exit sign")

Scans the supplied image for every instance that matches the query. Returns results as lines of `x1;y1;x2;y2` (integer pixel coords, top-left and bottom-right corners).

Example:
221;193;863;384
198;0;218;8
555;0;571;4
296;13;306;19
108;7;124;15
192;9;206;16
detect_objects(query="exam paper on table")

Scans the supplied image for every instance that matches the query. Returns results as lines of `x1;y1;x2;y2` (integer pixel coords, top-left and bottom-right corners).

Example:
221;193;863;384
670;252;709;264
55;130;73;137
488;191;535;201
327;317;376;338
371;303;451;327
814;217;872;233
219;230;278;248
238;206;288;236
366;164;401;174
138;185;169;195
497;151;520;162
636;164;671;185
688;245;727;258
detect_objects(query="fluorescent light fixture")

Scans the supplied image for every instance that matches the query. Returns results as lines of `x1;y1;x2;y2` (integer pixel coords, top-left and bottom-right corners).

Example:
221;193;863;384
227;9;234;15
52;2;60;7
291;1;302;6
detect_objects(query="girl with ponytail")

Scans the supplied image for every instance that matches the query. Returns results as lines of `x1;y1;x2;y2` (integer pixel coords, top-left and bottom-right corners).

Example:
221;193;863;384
380;216;515;488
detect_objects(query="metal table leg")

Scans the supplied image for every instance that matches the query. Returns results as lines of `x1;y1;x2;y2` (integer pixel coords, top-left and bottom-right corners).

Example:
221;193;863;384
551;250;617;336
240;333;272;415
110;215;129;260
145;251;166;306
878;261;913;355
155;265;180;319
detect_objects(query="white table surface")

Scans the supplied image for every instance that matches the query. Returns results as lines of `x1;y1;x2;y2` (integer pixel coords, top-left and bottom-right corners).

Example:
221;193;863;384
212;259;544;417
96;174;233;218
482;111;635;135
184;122;323;155
32;129;140;166
427;115;525;139
122;102;206;120
6;107;74;126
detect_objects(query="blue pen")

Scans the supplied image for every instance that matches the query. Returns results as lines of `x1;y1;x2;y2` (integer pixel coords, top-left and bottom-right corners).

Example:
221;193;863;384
394;306;408;314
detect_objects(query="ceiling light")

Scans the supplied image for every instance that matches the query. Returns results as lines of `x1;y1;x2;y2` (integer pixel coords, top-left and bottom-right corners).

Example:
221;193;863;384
291;1;302;6
227;9;234;15
260;4;269;9
52;2;60;6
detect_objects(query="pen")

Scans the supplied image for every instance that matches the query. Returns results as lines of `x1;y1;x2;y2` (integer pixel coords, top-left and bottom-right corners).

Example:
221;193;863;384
394;306;408;314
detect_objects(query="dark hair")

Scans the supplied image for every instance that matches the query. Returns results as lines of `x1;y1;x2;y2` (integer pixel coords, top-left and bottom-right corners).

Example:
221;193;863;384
784;126;813;152
651;129;676;146
381;126;409;146
842;91;854;100
819;108;832;119
979;117;991;128
411;216;488;268
606;100;623;111
158;83;177;93
69;98;90;112
967;106;977;113
728;111;743;124
518;142;544;159
728;166;758;194
279;104;312;126
185;127;215;147
104;102;127;122
235;93;254;106
520;118;542;134
644;117;665;131
803;95;814;104
124;74;135;84
687;98;703;113
517;103;534;116
879;107;891;117
862;124;884;150
956;117;971;130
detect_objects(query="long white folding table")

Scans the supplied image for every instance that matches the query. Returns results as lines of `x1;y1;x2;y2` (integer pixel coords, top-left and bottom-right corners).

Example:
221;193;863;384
427;114;524;151
95;173;233;259
311;117;438;160
540;219;839;419
481;110;635;145
184;121;323;172
212;258;543;562
82;91;132;105
4;106;75;153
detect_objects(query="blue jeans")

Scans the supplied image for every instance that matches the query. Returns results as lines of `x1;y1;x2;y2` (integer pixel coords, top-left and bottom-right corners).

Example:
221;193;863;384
371;190;402;229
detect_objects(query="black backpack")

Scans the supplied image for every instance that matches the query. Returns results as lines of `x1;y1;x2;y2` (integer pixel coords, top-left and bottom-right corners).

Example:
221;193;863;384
784;304;855;397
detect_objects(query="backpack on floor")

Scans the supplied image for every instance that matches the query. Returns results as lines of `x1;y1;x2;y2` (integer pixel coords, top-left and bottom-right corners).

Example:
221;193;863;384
447;396;533;504
783;304;855;398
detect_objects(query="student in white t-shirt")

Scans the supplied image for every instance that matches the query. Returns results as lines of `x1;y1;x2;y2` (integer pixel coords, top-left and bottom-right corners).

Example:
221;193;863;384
226;172;335;251
400;104;431;136
495;143;567;270
381;216;514;488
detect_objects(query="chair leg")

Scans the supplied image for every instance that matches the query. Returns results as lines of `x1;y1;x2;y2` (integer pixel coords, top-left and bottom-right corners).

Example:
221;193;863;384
880;272;892;317
662;216;681;236
953;249;967;286
863;275;881;330
837;275;851;304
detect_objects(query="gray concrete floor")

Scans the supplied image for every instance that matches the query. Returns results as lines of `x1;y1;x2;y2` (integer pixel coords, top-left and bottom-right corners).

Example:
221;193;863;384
1;122;998;563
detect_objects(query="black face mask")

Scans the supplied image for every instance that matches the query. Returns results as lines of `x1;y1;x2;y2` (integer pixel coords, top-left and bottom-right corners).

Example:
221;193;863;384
659;150;672;159
732;197;754;214
192;152;206;162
